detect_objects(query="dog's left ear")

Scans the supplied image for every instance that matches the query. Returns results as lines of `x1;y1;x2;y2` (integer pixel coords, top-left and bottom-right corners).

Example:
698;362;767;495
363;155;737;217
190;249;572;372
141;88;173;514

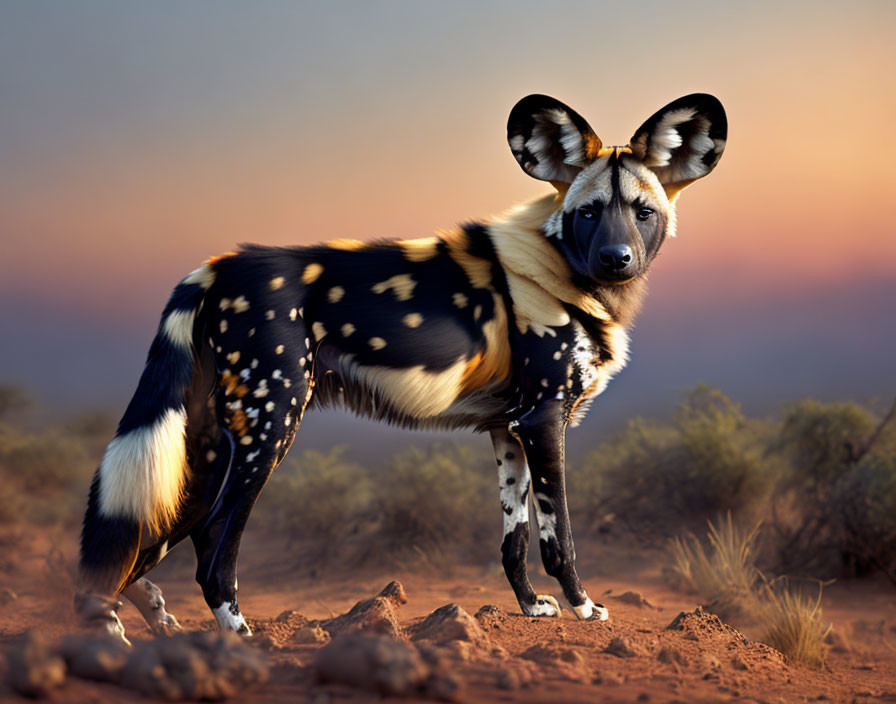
629;93;727;199
507;94;602;184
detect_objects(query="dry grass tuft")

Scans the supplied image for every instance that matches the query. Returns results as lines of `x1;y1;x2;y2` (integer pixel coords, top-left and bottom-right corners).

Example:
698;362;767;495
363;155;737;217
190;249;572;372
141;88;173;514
670;513;760;621
759;581;831;668
669;515;831;667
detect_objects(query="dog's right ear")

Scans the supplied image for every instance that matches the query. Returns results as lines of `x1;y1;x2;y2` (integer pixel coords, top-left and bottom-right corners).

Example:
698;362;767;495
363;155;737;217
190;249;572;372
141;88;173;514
507;94;602;184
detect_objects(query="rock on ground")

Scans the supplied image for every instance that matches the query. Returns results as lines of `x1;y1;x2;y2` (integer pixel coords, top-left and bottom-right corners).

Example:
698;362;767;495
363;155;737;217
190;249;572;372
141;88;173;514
318;581;407;638
521;643;591;682
610;591;660;610
409;603;490;651
59;634;130;682
5;631;66;697
313;634;429;696
605;636;648;658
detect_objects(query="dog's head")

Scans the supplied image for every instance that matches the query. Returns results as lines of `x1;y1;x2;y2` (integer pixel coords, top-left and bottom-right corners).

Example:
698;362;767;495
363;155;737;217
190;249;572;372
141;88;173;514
507;93;726;285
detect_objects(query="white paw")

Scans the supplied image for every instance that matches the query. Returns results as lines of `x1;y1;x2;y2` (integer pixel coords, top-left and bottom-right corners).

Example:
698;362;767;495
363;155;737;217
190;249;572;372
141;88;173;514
571;597;609;621
213;602;253;636
525;594;562;617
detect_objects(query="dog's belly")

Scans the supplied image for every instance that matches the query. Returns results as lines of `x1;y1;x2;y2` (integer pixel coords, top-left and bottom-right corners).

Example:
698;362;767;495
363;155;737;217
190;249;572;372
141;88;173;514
310;340;511;431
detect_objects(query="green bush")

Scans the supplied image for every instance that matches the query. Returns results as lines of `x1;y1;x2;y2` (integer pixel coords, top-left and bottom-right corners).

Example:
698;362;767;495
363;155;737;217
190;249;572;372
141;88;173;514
371;442;495;563
571;386;771;537
257;441;501;568
834;451;896;580
768;400;896;578
1;380;893;584
0;423;95;526
259;446;372;557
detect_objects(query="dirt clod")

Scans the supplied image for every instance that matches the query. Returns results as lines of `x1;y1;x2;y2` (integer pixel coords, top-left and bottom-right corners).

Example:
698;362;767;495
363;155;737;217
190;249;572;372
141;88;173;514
522;643;590;681
611;591;660;610
5;631;66;697
475;604;505;630
410;603;489;650
293;626;331;645
665;605;744;643
319;581;407;638
121;630;268;700
59;634;130;682
425;671;464;701
313;634;429;696
605;636;646;658
275;610;309;628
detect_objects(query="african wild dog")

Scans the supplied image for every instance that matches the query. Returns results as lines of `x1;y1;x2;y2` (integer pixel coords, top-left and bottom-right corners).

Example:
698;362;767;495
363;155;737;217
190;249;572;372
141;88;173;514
77;93;726;641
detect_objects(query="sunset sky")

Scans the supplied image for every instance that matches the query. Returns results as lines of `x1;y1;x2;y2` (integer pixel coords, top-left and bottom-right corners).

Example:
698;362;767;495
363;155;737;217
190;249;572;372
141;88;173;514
1;1;893;450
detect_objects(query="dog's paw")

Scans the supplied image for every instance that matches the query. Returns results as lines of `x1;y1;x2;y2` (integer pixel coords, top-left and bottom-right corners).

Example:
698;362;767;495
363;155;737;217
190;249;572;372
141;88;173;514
524;594;562;617
76;594;131;646
153;612;183;636
570;598;609;621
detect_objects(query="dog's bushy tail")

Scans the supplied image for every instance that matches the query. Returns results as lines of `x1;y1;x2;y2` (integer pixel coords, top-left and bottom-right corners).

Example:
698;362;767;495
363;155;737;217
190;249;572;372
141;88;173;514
79;263;215;590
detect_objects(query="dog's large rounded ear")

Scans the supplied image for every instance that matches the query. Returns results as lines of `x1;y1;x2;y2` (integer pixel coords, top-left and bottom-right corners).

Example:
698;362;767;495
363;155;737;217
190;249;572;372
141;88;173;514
629;94;727;198
507;94;602;184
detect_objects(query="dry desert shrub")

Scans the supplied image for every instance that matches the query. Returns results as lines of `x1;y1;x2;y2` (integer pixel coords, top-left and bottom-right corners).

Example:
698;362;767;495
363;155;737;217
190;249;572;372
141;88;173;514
367;442;495;564
571;386;772;538
770;399;896;581
258;445;374;565
257;441;496;568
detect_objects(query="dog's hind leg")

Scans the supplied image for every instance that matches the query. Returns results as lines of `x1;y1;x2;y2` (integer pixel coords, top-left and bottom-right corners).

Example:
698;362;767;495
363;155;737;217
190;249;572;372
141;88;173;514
122;577;182;635
191;368;310;635
76;476;144;643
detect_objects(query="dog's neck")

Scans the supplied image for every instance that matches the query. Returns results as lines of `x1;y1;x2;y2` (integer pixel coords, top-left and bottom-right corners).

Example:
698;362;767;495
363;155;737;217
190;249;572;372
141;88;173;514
485;193;648;329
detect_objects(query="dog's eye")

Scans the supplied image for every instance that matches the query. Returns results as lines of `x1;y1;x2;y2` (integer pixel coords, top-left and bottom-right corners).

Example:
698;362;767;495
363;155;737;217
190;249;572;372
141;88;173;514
636;207;654;221
577;207;599;221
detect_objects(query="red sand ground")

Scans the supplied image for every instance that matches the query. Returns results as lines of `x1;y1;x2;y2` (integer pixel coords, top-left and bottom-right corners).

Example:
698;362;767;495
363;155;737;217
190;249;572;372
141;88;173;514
0;528;894;703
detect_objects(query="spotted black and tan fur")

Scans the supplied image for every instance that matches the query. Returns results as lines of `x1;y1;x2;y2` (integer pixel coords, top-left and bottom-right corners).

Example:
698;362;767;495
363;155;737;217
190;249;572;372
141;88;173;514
77;93;727;640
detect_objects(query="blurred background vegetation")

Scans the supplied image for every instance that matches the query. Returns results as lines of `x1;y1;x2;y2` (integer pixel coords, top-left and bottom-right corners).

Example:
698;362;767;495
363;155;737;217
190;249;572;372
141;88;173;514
1;382;894;586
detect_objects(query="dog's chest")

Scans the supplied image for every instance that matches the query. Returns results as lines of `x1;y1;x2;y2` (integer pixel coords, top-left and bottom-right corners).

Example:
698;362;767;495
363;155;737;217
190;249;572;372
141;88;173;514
517;317;629;425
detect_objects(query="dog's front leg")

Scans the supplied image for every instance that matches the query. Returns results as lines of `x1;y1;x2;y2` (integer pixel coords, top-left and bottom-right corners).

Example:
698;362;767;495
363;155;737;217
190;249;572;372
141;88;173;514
490;427;563;618
511;400;609;621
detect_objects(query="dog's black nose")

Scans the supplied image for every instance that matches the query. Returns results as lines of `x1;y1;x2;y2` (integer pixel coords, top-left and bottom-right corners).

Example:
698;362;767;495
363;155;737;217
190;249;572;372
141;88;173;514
597;245;633;272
